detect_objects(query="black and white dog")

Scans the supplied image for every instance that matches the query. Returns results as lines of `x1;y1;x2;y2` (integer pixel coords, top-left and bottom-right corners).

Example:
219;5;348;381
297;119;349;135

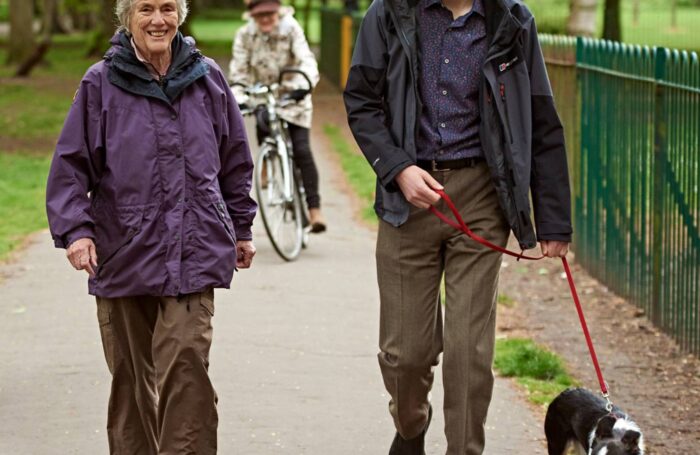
545;388;645;455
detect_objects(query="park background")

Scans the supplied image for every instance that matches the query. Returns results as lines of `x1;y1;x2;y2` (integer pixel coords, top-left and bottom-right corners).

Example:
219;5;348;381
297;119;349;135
0;0;698;453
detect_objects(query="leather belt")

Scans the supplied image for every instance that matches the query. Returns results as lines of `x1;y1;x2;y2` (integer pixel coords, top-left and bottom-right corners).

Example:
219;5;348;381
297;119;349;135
416;157;484;172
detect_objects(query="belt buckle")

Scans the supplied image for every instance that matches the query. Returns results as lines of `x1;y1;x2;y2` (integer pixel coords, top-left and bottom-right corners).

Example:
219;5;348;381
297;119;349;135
431;160;449;172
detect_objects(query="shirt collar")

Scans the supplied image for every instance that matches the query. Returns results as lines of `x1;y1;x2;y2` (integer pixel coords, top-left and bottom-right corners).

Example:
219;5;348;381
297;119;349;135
131;37;162;80
423;0;485;17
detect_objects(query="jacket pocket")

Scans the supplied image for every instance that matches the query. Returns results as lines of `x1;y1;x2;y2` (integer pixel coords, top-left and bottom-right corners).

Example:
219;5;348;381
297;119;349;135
94;206;147;279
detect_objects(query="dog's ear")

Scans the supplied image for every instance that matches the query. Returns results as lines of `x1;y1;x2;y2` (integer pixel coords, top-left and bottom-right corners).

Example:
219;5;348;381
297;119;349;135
595;415;617;439
622;430;641;448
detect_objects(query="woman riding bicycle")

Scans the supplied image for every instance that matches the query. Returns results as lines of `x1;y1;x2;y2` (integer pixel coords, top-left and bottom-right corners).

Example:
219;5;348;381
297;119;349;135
229;0;325;233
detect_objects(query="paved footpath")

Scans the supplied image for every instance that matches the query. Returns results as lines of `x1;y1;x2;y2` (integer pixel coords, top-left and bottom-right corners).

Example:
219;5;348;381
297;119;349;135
0;91;545;455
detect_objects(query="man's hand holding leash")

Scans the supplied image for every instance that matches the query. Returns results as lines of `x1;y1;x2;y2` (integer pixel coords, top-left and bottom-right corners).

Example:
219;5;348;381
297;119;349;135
396;167;570;258
395;165;444;209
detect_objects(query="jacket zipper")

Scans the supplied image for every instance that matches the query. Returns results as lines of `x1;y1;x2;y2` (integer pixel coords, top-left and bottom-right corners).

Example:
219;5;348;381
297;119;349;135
215;202;236;245
499;83;514;144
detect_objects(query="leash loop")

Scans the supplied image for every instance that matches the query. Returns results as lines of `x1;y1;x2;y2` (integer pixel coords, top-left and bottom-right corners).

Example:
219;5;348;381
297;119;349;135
429;189;610;400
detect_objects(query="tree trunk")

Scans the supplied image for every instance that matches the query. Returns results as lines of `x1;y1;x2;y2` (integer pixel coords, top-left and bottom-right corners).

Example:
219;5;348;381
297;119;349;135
632;0;640;26
42;0;69;35
566;0;598;37
302;0;312;37
7;0;35;65
15;37;52;77
86;0;116;58
671;0;678;30
602;0;622;42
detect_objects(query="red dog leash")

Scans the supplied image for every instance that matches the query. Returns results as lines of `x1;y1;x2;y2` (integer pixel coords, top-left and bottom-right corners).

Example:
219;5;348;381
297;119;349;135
429;189;612;409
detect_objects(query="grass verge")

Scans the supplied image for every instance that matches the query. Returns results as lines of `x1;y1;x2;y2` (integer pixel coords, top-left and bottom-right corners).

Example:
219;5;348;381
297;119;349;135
494;337;577;407
0;154;51;261
322;123;376;223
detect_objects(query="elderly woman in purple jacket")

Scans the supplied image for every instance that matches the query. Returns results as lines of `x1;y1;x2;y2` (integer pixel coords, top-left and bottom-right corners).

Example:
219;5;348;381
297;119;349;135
45;0;257;452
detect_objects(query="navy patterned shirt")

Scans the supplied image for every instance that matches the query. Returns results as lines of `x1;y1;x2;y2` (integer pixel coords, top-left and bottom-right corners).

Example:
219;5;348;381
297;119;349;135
416;0;487;161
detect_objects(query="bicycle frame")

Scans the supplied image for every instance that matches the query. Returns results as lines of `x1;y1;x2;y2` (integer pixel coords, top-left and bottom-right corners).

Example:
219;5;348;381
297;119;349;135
246;85;295;204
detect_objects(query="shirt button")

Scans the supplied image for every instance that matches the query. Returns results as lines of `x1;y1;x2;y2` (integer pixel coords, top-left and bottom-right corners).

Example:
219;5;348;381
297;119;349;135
440;122;446;128
444;58;450;64
171;114;178;120
442;90;448;95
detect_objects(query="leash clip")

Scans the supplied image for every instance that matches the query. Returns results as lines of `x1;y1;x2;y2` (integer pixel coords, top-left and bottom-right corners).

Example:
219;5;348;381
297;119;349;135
601;390;614;412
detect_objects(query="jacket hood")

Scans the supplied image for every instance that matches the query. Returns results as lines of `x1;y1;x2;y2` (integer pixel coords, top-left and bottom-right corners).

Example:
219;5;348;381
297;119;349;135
104;30;210;104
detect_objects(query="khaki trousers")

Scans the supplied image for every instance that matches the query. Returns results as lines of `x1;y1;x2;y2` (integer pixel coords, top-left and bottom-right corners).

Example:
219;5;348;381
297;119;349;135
376;163;509;455
96;289;218;455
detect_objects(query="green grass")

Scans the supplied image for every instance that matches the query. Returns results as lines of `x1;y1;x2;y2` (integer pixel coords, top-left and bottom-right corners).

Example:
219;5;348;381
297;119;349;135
191;18;245;44
0;42;93;260
497;293;517;308
523;0;700;51
494;338;577;406
0;154;51;260
0;83;74;142
323;123;376;223
189;7;322;45
617;6;700;52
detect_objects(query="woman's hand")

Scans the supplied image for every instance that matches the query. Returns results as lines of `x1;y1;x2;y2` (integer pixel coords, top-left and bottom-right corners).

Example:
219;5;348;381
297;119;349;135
67;238;98;276
236;240;256;269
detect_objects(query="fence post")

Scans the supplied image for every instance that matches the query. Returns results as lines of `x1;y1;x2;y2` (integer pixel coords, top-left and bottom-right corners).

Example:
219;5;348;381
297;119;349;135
339;15;354;89
651;47;668;327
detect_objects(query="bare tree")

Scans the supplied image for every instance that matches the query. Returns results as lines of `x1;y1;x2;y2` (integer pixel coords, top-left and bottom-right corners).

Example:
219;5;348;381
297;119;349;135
42;0;70;34
567;0;598;37
602;0;622;41
86;0;116;57
179;0;198;38
7;0;35;65
302;0;312;37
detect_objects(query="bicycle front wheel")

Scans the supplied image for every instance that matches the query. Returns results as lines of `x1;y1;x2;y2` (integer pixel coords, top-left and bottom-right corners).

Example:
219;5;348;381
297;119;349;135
255;146;304;261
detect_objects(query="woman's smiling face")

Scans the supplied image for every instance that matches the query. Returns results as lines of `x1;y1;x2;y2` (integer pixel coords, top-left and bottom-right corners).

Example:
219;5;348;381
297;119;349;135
130;0;179;59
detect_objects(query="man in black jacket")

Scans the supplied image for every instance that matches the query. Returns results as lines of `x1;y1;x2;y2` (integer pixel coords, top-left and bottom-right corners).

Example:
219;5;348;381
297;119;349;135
344;0;571;453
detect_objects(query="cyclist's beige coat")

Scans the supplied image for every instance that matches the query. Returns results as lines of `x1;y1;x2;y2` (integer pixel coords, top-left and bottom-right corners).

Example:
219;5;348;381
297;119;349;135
229;8;319;129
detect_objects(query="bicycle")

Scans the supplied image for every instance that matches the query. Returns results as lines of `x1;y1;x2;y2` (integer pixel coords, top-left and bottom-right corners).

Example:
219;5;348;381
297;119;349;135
233;68;313;262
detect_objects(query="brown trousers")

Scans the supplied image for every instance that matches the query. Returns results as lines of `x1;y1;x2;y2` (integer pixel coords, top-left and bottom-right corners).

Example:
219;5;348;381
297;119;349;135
96;289;218;455
376;163;509;455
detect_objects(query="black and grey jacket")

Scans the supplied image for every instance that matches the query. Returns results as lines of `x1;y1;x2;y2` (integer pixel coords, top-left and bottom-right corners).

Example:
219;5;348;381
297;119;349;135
343;0;572;249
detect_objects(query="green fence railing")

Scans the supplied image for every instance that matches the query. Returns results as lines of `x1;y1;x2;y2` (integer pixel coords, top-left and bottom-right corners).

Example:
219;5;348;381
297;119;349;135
541;35;700;355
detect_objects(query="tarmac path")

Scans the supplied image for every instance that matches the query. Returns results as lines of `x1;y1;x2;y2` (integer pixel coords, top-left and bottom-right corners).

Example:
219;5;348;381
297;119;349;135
0;87;545;454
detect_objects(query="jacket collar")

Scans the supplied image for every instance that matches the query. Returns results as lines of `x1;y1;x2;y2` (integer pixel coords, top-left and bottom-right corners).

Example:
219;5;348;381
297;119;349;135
105;31;210;105
483;0;523;58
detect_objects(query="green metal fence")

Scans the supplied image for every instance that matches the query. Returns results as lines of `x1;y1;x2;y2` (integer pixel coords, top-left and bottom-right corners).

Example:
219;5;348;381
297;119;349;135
541;35;700;355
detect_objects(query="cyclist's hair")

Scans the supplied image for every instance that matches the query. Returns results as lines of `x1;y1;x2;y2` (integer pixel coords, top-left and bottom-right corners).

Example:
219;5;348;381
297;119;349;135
115;0;189;33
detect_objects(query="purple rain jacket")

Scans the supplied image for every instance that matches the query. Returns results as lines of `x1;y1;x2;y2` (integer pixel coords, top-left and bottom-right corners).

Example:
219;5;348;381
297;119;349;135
46;32;257;298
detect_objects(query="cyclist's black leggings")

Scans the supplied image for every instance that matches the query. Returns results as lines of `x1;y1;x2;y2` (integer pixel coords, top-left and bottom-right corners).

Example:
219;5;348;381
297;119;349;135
286;124;321;209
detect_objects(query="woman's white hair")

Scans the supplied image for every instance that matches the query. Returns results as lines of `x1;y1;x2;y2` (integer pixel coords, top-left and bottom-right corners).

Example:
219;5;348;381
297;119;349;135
115;0;189;32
